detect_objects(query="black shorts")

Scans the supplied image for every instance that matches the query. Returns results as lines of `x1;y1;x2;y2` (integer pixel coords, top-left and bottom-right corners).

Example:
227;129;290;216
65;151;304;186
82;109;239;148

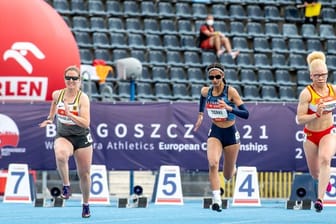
56;132;93;150
208;123;240;148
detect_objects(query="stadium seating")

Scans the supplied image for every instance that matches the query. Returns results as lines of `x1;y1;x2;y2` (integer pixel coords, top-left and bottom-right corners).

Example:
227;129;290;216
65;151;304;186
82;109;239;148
264;5;283;22
136;82;155;100
243;85;261;101
106;1;123;17
88;0;107;16
46;0;336;102
271;38;288;54
53;0;71;15
170;67;189;84
253;37;272;53
258;69;277;86
261;86;279;101
279;86;297;101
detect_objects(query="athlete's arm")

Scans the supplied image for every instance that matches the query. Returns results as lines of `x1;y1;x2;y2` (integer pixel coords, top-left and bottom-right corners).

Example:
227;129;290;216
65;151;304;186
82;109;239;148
296;88;321;125
194;86;209;132
39;90;59;127
226;86;249;119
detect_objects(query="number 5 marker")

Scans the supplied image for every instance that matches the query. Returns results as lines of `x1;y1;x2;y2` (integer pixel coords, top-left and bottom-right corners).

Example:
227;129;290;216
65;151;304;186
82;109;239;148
155;165;183;205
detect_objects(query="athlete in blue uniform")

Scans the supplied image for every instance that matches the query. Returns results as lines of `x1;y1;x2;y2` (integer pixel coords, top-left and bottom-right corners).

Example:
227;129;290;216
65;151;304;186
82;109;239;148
194;63;249;211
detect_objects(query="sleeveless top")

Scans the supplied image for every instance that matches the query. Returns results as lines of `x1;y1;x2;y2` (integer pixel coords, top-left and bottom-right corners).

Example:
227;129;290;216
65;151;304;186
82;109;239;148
56;89;89;136
206;85;236;122
307;83;336;114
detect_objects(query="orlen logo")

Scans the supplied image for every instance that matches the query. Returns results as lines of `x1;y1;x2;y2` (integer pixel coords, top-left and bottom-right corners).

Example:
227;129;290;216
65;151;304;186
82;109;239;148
0;0;80;101
3;42;45;74
0;114;19;148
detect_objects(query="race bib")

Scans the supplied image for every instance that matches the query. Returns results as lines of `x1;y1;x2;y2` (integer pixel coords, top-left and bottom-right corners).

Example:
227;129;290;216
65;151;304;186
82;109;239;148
206;103;228;122
318;96;336;112
323;100;336;111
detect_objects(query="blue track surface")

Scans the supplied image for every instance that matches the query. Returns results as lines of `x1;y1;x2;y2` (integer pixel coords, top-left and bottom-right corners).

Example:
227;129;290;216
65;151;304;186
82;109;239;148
0;199;334;224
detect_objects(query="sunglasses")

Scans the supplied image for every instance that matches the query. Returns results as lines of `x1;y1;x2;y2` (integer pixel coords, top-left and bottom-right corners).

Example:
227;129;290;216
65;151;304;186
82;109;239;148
208;75;222;80
312;73;328;79
64;76;80;81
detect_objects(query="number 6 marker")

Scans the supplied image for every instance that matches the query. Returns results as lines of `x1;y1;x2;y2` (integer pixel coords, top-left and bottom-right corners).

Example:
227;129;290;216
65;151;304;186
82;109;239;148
88;164;110;204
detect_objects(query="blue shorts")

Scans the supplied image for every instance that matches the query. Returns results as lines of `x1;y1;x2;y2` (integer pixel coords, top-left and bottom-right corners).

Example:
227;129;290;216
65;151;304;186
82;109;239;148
208;123;240;147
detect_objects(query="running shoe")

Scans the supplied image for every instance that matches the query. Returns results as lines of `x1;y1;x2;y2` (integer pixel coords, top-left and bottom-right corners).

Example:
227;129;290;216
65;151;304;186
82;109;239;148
82;204;91;218
230;51;240;60
60;185;71;200
327;182;332;192
314;199;323;212
211;198;222;212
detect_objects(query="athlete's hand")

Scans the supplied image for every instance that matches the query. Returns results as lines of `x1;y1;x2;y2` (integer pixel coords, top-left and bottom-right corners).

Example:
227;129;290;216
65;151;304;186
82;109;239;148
39;119;53;127
317;99;325;117
63;100;71;117
217;99;230;110
194;114;203;132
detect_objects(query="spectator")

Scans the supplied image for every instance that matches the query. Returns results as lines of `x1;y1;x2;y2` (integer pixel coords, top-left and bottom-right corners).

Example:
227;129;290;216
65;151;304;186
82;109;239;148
198;15;239;59
301;0;321;26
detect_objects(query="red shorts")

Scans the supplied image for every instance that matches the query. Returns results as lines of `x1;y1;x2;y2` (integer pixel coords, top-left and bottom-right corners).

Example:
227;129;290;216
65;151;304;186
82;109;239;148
200;38;212;50
304;126;336;146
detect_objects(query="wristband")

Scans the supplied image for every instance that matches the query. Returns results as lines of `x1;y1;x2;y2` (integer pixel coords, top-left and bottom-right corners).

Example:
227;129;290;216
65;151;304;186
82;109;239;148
199;95;206;113
315;113;320;118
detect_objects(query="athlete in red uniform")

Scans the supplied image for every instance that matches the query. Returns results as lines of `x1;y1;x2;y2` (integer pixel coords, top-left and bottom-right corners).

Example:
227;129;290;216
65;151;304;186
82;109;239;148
296;51;336;212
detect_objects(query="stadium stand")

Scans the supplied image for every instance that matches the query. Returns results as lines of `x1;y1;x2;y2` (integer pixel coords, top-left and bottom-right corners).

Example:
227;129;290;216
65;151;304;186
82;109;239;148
46;0;336;102
261;85;279;101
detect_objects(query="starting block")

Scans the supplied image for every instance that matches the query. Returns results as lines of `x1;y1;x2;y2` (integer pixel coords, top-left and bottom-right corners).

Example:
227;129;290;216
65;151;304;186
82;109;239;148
117;185;148;208
34;187;64;207
286;173;316;210
286;199;312;210
34;197;64;207
117;196;148;208
203;198;228;209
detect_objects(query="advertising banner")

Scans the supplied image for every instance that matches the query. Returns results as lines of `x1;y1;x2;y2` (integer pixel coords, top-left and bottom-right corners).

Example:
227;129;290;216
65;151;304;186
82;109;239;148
0;102;334;171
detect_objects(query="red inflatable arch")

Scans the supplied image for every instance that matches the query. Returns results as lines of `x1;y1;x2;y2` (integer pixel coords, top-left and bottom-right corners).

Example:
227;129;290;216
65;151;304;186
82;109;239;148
0;0;80;101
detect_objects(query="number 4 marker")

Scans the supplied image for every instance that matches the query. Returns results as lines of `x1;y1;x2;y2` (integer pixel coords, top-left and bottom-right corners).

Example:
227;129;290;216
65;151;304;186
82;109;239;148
232;166;261;206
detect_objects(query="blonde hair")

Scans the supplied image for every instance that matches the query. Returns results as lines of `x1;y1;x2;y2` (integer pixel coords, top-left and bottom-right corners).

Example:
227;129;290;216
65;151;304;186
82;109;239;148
64;65;80;76
306;51;327;73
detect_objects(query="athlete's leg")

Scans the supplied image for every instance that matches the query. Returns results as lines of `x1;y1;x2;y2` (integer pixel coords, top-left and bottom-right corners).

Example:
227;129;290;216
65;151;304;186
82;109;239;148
74;145;93;204
223;143;239;181
54;137;73;186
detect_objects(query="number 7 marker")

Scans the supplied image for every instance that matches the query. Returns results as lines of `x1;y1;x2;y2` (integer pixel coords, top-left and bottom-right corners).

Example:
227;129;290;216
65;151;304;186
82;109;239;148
4;163;32;203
